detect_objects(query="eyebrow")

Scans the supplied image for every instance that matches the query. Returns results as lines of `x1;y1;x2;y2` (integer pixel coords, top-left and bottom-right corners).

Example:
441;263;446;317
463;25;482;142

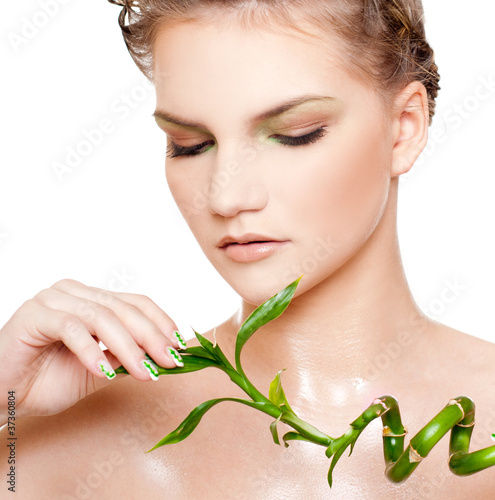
152;94;337;130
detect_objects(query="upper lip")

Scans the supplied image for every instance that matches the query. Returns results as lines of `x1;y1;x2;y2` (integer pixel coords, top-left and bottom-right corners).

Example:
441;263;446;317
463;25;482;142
218;233;285;248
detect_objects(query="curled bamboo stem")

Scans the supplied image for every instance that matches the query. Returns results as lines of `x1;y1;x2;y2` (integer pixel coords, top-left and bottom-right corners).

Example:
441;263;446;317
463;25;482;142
117;277;495;488
325;394;495;485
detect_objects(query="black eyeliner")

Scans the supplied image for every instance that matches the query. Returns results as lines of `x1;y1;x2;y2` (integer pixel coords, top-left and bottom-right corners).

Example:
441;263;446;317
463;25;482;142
166;127;328;159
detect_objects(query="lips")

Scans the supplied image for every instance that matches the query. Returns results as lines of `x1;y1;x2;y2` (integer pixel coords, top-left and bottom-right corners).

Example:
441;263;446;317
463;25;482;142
218;233;284;248
220;239;290;263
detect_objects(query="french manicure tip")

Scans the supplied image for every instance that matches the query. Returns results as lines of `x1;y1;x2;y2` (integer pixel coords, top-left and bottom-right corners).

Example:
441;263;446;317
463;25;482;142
174;330;187;349
142;359;160;381
168;347;184;367
99;363;116;380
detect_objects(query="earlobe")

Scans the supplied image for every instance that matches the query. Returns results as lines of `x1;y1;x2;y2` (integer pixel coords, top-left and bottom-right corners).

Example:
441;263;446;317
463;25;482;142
391;82;429;177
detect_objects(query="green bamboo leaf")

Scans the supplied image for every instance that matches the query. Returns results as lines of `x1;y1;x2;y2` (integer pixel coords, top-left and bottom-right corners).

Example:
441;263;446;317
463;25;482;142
114;353;219;376
148;398;279;452
282;431;316;448
281;412;332;446
269;369;294;413
194;330;219;356
182;346;217;361
270;414;283;446
235;275;302;375
194;329;235;371
325;428;361;488
160;355;219;374
327;446;347;488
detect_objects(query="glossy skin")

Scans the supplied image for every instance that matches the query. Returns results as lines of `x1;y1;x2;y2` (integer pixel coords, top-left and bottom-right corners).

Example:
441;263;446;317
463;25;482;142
2;16;495;499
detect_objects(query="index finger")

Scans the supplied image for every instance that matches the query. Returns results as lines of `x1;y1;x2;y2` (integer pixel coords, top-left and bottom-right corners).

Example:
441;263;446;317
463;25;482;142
93;289;187;350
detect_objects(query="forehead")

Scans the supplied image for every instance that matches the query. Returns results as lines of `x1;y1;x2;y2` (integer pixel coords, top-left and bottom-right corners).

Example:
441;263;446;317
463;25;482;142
151;19;361;128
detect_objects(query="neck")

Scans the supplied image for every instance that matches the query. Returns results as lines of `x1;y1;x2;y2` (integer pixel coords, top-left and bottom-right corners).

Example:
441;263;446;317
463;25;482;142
215;180;432;420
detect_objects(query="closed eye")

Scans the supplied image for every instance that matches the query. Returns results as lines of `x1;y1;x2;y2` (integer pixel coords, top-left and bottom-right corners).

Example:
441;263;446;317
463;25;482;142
269;127;328;147
165;127;328;159
166;140;215;159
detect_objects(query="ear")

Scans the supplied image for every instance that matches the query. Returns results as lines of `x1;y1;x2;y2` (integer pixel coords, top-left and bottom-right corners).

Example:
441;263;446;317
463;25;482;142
390;81;429;177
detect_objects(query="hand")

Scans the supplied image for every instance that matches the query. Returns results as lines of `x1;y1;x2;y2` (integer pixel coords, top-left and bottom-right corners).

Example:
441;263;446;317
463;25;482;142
0;278;186;422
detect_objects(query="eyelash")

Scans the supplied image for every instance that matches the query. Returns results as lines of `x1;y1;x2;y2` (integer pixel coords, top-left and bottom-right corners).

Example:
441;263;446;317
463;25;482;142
165;127;328;159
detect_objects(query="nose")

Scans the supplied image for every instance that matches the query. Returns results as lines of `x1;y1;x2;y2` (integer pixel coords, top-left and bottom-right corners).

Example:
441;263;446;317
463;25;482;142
207;142;268;218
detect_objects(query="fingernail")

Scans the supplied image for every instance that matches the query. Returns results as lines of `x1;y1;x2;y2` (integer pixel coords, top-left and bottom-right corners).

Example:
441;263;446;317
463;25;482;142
141;358;160;381
174;330;187;350
99;361;116;380
168;347;184;367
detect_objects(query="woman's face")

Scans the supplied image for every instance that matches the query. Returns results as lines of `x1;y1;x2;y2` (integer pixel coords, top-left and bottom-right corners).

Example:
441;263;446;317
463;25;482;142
152;19;395;305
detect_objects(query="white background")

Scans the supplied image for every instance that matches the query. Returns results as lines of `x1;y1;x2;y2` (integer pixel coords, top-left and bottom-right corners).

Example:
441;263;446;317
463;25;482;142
0;1;494;343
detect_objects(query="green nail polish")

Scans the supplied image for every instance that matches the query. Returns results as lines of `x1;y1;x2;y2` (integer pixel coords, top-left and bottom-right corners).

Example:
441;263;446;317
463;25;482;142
174;330;187;350
99;362;116;380
168;347;184;367
142;359;159;381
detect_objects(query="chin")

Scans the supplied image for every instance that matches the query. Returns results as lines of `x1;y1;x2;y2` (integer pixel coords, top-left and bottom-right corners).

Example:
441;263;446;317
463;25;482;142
217;261;313;307
207;238;346;306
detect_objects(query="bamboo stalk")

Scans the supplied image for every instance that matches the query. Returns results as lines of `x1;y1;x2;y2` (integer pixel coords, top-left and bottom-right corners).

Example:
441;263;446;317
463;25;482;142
326;395;495;485
119;277;495;489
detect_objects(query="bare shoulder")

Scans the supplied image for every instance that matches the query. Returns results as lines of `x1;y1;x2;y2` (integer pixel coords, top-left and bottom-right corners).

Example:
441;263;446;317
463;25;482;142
418;321;495;443
427;320;495;373
2;323;495;498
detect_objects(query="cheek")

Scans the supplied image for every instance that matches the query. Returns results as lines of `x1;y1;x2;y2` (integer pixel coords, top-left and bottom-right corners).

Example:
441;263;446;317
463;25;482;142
166;164;208;223
166;166;218;267
285;123;391;254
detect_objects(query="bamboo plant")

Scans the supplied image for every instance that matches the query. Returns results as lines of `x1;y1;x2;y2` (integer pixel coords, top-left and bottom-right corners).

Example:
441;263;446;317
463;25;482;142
115;276;495;488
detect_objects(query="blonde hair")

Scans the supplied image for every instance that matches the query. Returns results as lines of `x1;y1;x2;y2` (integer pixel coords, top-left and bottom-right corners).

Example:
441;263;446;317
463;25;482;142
108;0;440;124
